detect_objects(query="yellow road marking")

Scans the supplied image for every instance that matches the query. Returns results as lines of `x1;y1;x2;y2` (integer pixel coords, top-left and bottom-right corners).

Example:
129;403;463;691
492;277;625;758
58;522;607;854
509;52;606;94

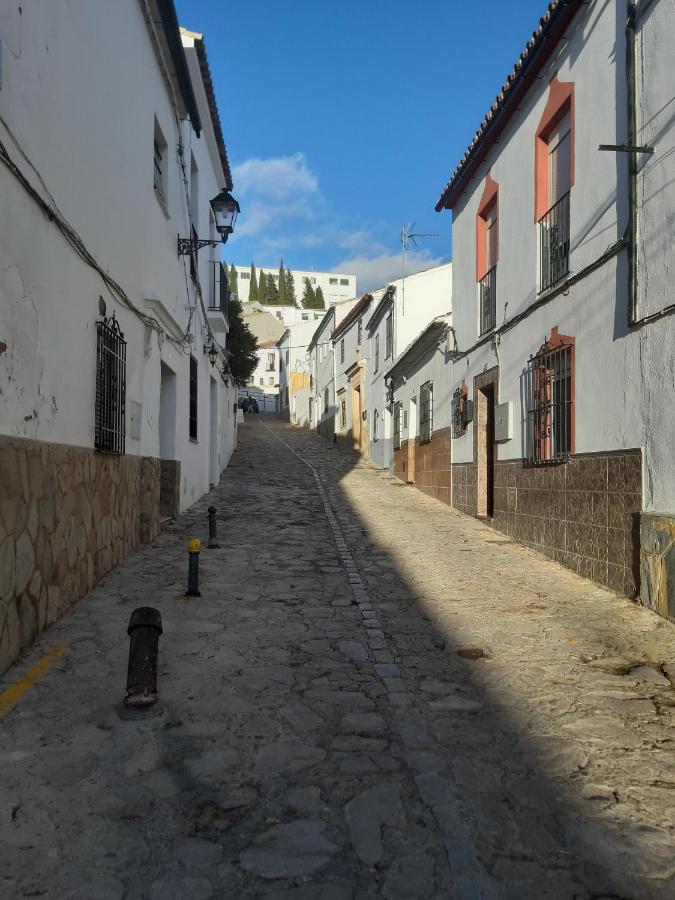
0;645;69;719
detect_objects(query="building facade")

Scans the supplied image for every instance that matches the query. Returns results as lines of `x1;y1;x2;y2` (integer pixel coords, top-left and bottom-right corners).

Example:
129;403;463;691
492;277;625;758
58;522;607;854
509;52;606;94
365;265;453;469
387;318;454;505
332;295;374;455
0;1;239;673
232;267;356;307
308;299;360;440
277;321;317;425
436;0;675;613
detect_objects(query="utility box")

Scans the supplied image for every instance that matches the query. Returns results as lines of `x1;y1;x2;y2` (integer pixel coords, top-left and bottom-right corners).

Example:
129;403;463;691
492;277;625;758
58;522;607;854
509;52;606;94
494;401;513;442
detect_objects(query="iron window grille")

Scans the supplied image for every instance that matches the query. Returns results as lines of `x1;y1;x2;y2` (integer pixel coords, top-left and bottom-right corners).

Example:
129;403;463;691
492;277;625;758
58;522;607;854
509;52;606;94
357;319;362;345
189;355;198;441
539;191;570;291
340;398;346;428
373;409;379;442
420;381;433;444
153;140;163;197
393;401;402;450
340;339;345;364
479;265;497;335
95;315;127;454
324;387;329;415
526;333;574;464
374;335;380;373
385;312;393;359
209;261;230;314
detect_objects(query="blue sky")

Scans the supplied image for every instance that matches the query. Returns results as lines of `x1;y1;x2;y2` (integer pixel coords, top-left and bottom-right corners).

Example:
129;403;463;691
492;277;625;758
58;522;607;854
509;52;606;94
176;0;549;291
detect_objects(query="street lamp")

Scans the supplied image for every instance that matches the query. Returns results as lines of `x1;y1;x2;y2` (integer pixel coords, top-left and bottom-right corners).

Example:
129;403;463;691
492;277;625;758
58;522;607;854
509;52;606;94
177;189;240;256
204;341;218;367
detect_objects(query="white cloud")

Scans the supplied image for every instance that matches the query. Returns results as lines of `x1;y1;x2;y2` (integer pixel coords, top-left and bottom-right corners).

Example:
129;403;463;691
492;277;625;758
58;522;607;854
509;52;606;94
233;153;319;201
332;250;445;294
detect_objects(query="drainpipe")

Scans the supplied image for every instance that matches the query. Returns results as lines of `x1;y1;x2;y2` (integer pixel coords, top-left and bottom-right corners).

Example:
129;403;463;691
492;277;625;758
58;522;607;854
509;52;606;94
626;2;638;325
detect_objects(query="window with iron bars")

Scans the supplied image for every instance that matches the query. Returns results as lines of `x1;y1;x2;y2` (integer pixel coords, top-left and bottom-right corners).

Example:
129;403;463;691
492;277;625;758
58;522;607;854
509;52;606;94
479;265;496;335
374;334;380;373
419;381;433;444
539;114;571;291
373;409;379;442
340;397;346;429
95;315;127;454
393;401;402;450
267;353;275;371
189;355;198;441
526;330;574;464
340;339;345;364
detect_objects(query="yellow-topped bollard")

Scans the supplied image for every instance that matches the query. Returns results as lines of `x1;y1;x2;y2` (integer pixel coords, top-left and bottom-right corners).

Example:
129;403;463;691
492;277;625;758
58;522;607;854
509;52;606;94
185;537;202;597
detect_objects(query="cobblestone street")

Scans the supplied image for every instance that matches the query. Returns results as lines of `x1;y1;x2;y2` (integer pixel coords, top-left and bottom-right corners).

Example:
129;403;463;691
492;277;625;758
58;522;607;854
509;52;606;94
2;418;675;899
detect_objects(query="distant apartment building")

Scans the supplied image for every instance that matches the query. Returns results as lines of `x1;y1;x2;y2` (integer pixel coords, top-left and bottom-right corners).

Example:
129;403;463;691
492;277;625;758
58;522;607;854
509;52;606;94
232;266;357;307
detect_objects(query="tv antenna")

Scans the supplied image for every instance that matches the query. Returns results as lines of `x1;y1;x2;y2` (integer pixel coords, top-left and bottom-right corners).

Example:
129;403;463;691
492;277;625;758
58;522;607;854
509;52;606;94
400;222;438;314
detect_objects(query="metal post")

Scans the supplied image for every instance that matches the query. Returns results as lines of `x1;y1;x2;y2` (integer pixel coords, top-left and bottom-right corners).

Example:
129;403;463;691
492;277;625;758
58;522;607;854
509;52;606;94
185;538;202;597
207;506;220;549
125;607;163;707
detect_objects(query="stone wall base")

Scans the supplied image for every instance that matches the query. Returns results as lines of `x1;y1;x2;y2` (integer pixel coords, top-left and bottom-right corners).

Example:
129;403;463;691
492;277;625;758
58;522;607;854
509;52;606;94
0;436;161;675
452;450;642;598
640;513;675;622
393;428;452;507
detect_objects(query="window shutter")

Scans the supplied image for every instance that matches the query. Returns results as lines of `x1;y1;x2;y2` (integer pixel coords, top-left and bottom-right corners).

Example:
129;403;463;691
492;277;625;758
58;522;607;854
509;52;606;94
549;112;571;205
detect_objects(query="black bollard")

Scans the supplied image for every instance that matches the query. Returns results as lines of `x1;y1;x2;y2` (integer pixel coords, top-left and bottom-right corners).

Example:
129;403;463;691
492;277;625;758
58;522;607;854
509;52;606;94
125;607;163;707
207;506;220;549
185;538;202;597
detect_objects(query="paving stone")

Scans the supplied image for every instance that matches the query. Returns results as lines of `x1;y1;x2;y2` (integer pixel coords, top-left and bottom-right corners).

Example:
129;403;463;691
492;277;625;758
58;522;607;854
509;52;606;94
341;712;387;735
344;782;403;866
148;876;214;900
239;820;338;878
255;741;327;776
338;640;369;662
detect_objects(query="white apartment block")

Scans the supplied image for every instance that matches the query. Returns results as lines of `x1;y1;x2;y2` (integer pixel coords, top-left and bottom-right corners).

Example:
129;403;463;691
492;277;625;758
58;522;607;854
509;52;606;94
232;266;357;307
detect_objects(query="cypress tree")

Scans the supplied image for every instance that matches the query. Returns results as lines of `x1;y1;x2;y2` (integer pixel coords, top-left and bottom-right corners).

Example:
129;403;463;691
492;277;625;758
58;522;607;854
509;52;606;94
228;263;238;296
249;262;258;302
302;277;316;308
256;268;266;302
266;272;279;304
285;268;296;306
314;286;326;310
278;260;286;305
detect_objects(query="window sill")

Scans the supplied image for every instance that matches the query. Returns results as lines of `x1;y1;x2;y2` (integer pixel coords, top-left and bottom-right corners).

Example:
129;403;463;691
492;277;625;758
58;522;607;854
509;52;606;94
537;270;573;299
154;187;170;219
478;326;496;338
189;437;199;444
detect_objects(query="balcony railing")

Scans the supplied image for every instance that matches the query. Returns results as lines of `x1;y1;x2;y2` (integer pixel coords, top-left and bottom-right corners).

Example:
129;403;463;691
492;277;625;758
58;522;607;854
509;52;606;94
208;260;230;317
479;265;496;335
539;191;570;292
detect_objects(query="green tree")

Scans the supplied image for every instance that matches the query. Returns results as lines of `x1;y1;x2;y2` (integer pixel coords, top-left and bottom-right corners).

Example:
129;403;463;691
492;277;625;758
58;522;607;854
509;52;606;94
227;298;258;385
266;272;280;305
228;264;238;297
302;277;316;308
285;268;296;306
278;260;286;305
257;268;267;302
314;286;326;310
248;262;258;302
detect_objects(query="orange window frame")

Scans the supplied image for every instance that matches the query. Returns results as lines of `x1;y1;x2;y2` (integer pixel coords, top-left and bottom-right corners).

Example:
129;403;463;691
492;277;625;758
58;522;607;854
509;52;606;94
535;75;575;222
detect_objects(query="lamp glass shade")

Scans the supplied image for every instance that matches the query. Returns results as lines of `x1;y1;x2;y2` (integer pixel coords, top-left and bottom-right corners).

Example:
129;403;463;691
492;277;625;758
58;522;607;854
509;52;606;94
210;190;240;239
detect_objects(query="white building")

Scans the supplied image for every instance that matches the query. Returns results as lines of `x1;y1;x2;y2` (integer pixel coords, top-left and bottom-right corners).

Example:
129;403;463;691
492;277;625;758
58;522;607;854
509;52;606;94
277;321;318;426
435;0;675;612
364;265;453;468
332;294;375;455
0;1;239;673
308;298;361;438
239;305;285;410
233;266;356;307
241;302;327;327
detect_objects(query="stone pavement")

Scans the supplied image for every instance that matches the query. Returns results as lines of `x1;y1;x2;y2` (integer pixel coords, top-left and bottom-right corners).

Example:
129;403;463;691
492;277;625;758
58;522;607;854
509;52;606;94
1;417;674;899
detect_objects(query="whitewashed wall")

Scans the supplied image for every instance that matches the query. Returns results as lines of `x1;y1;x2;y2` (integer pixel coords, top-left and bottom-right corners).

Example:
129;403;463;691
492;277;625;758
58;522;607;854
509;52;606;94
448;0;674;513
0;0;237;511
234;268;356;307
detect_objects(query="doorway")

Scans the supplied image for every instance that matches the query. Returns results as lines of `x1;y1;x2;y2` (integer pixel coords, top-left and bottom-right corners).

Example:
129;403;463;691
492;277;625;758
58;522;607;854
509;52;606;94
209;377;218;487
159;362;176;459
407;396;417;483
351;384;361;452
477;384;495;517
